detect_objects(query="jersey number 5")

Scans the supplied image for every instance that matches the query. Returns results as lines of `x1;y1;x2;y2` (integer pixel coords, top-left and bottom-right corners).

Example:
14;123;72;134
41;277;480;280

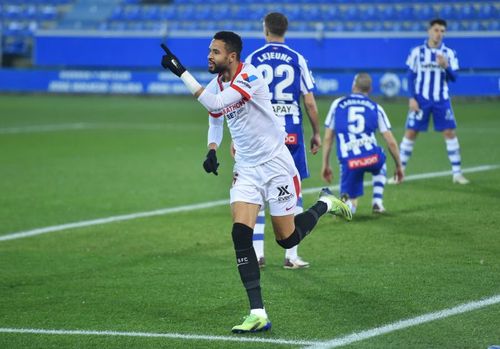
256;64;294;101
348;106;365;134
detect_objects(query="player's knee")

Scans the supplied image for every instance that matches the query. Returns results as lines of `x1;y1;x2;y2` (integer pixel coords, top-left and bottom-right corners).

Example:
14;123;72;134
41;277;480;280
276;229;300;249
231;223;253;250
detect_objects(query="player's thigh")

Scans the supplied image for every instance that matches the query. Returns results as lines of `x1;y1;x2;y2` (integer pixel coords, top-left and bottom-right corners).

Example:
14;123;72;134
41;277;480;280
369;153;387;176
270;214;296;240
231;201;261;228
230;166;265;227
263;151;300;238
432;100;457;132
340;164;364;199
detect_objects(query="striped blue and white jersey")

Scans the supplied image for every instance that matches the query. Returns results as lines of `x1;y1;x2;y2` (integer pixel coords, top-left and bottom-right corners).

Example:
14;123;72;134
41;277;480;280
406;41;459;102
324;93;391;162
245;42;315;127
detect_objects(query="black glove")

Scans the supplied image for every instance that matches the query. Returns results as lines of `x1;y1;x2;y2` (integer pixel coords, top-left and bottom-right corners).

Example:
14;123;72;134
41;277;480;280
203;149;219;176
160;43;186;77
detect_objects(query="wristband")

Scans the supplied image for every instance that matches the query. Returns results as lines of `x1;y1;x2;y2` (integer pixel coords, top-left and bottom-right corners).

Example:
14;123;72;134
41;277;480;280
180;71;202;95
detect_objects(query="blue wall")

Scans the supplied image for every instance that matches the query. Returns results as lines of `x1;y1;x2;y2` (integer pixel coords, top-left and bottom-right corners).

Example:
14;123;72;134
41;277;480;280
1;69;498;97
34;34;500;70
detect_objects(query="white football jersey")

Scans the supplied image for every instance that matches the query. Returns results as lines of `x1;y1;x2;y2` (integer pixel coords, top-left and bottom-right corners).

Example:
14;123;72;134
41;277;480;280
199;62;287;167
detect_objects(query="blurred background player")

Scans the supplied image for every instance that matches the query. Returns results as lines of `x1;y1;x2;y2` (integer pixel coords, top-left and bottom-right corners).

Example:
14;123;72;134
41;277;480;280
322;73;404;214
245;12;321;269
398;18;469;184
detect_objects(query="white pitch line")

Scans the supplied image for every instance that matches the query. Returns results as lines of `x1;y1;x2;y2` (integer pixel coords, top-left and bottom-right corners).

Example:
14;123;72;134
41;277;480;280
0;199;228;242
0;123;169;134
0;327;317;347
0;164;499;242
0;123;89;134
304;294;500;349
1;294;499;347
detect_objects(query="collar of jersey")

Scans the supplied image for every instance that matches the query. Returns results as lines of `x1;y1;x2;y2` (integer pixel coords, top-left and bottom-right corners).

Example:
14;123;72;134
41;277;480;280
424;40;444;50
217;62;244;90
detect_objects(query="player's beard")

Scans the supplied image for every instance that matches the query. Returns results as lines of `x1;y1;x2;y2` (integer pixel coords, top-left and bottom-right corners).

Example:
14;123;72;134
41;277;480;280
208;60;228;74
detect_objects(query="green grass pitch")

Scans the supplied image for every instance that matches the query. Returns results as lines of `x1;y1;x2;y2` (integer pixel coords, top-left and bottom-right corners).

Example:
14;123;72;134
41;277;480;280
1;94;499;348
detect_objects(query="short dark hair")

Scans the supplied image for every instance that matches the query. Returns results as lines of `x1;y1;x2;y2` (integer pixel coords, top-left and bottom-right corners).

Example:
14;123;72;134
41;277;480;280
429;18;447;28
213;31;242;60
264;12;288;37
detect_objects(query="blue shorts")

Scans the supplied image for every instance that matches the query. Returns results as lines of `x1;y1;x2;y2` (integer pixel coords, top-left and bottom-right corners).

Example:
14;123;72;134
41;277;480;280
405;97;456;132
285;124;309;180
340;151;386;199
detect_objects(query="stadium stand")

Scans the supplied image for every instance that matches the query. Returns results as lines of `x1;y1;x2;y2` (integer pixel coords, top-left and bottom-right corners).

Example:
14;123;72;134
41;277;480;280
1;0;499;58
0;0;75;56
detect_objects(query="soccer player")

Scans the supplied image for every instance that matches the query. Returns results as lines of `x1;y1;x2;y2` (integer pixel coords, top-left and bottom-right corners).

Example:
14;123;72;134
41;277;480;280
398;18;469;184
160;31;352;333
322;73;404;214
244;12;321;270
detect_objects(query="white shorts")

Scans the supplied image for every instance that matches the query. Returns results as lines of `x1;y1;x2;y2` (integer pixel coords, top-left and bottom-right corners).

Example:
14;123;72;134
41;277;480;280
230;148;301;216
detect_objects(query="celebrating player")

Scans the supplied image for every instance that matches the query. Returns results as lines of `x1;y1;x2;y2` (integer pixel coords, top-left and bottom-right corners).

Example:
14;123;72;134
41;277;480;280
245;12;321;270
322;73;404;214
160;31;352;333
398;18;469;184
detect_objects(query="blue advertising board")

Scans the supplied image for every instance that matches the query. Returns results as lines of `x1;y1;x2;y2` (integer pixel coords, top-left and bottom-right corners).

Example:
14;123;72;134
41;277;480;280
1;69;499;97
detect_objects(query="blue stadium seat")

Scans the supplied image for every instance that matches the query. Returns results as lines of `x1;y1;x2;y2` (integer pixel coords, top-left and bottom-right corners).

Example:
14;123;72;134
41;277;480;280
486;20;499;31
4;5;23;19
320;5;338;21
325;22;344;32
4;37;29;55
447;21;460;31
123;6;140;21
40;5;58;21
478;3;496;19
360;5;377;21
141;6;161;21
110;6;125;21
413;4;434;21
396;5;413;21
457;4;476;20
159;6;176;20
378;5;394;20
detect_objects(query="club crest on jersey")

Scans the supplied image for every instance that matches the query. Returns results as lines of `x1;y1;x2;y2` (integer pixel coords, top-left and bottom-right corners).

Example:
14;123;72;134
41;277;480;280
241;73;257;82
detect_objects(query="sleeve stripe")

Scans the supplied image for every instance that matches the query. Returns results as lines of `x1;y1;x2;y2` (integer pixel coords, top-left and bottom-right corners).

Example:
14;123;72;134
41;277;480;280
209;112;223;118
230;84;251;101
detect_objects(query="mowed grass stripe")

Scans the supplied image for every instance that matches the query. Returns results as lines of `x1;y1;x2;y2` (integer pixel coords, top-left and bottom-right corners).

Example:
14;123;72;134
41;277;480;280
1;294;499;347
1;164;498;242
0;327;317;347
306;294;500;349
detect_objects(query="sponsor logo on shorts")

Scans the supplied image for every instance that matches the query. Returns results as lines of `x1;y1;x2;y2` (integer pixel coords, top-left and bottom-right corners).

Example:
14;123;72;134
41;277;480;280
348;154;379;169
277;185;294;202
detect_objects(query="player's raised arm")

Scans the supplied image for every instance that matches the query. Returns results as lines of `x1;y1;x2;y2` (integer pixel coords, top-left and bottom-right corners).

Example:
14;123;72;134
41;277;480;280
160;42;248;112
161;43;204;97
